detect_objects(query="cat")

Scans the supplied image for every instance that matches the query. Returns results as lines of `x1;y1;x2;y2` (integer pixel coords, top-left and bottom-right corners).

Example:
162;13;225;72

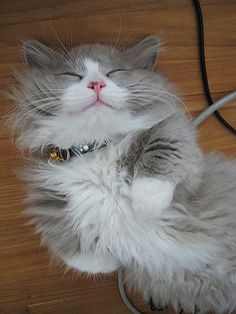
10;36;236;314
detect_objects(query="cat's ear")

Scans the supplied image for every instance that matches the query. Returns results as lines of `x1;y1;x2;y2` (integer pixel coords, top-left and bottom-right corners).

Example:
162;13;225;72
128;36;160;70
22;40;62;69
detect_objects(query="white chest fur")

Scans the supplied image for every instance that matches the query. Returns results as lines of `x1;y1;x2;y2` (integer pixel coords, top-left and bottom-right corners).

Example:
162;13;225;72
32;139;217;275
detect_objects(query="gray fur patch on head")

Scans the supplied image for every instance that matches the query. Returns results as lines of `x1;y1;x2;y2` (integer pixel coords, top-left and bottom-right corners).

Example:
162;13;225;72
10;36;180;150
23;40;63;69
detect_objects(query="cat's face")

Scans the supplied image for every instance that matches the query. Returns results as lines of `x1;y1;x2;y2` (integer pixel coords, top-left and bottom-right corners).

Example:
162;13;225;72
15;36;169;149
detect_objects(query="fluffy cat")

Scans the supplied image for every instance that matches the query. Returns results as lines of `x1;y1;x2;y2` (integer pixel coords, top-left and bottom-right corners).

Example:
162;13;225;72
10;36;236;314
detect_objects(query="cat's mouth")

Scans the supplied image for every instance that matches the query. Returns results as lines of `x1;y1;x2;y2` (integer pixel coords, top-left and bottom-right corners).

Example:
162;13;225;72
82;100;113;112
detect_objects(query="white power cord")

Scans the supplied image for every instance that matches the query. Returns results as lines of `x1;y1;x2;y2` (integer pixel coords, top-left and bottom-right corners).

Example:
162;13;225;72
118;268;143;314
117;91;236;314
192;91;236;127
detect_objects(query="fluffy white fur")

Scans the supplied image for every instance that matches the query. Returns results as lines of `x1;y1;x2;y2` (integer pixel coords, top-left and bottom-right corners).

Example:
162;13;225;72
131;177;174;217
64;252;120;274
28;144;219;274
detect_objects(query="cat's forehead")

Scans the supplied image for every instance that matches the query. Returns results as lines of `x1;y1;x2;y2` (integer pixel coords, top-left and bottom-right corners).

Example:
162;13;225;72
71;44;124;67
72;43;113;58
83;59;99;73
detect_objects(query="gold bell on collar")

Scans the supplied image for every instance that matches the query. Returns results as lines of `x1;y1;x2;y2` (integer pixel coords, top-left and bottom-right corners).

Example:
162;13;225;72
49;147;70;162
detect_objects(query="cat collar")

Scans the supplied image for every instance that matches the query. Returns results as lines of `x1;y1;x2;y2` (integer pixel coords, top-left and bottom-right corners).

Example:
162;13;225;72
49;143;107;162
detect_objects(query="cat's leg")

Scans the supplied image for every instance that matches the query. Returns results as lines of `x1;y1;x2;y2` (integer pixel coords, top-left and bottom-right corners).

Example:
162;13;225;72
62;252;120;274
129;114;203;217
131;177;175;217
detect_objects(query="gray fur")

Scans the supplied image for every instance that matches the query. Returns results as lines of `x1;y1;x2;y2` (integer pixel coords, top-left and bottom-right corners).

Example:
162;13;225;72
122;113;203;188
125;152;236;313
11;37;175;148
26;184;80;257
9;37;236;313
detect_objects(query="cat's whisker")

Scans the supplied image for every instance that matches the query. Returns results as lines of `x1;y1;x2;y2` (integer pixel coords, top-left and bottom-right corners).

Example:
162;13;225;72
67;29;78;66
115;31;136;52
128;100;155;115
111;15;122;57
127;86;191;118
129;98;178;117
21;96;61;105
110;16;136;57
110;32;119;57
14;101;59;118
112;35;133;56
127;83;191;117
10;89;63;103
48;20;77;65
14;100;60;115
140;93;190;119
13;101;59;128
129;94;175;109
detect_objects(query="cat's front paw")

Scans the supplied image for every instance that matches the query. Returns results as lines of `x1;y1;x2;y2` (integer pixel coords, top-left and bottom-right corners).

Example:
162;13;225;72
63;252;120;274
131;177;174;217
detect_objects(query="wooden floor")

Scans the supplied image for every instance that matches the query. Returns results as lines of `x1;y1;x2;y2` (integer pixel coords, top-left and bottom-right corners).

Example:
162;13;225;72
1;1;236;313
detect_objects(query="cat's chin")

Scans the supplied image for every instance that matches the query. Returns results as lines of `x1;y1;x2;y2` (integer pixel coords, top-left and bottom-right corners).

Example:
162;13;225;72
82;100;113;111
66;101;113;116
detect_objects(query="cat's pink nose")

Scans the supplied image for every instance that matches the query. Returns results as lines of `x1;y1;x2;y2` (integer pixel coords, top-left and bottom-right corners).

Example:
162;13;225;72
87;80;106;95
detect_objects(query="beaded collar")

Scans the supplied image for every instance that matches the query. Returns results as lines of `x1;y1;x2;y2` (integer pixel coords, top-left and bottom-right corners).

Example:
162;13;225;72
49;142;107;162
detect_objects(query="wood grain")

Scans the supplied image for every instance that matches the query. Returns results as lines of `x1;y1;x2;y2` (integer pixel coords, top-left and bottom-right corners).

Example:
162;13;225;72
0;1;236;313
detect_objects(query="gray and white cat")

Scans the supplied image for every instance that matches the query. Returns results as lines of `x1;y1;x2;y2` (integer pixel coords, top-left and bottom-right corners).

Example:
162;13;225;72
11;36;236;313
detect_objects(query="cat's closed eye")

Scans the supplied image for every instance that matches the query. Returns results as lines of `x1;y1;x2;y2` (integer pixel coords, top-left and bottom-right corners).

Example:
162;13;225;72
57;72;83;80
106;69;128;77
